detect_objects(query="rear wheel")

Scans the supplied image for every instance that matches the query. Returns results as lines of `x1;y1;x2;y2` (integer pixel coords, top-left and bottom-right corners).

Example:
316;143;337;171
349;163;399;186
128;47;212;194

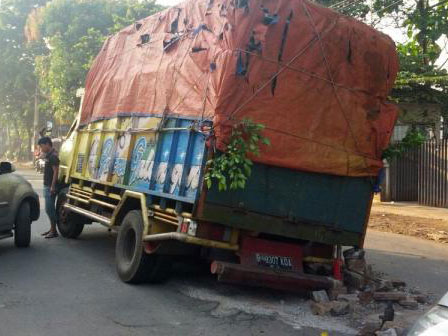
116;210;170;284
56;190;84;239
15;202;31;248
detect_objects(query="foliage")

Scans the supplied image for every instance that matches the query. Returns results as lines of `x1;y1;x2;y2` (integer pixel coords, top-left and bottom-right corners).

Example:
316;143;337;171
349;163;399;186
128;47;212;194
0;0;164;159
321;0;448;116
376;0;448;114
205;120;270;191
0;0;49;159
29;0;163;122
382;128;426;160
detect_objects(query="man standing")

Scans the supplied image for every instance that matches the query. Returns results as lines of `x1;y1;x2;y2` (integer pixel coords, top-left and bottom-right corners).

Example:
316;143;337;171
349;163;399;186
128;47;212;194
38;137;60;239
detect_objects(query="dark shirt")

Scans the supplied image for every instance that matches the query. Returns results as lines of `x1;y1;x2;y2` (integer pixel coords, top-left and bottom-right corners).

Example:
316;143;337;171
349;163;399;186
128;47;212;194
44;149;60;187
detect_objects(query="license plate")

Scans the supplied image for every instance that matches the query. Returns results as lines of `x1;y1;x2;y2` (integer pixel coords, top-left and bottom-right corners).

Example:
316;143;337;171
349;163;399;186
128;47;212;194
255;253;293;270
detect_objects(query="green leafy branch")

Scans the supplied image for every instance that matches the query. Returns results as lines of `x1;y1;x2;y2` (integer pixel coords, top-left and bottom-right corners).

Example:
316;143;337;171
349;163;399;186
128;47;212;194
204;119;270;191
382;129;426;160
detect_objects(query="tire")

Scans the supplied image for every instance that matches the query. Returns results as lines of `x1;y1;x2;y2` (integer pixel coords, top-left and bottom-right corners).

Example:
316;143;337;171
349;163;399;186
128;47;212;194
56;190;84;239
115;210;171;284
15;202;31;248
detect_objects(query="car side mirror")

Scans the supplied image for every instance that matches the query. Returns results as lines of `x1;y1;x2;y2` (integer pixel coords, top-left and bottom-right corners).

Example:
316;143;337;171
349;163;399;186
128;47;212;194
0;162;15;174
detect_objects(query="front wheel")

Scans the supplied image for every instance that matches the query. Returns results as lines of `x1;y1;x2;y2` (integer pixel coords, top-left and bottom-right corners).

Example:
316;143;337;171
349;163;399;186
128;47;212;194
15;202;31;248
56;190;85;239
115;210;171;284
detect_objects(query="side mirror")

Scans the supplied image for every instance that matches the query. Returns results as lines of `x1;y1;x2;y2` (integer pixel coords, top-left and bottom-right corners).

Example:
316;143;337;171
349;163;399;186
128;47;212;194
0;162;15;174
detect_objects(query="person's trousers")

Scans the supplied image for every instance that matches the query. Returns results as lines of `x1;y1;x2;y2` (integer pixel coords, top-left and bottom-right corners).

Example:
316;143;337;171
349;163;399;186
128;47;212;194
43;186;57;224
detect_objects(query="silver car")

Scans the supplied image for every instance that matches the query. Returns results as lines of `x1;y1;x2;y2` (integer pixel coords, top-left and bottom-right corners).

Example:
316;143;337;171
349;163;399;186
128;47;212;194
408;292;448;335
0;162;40;247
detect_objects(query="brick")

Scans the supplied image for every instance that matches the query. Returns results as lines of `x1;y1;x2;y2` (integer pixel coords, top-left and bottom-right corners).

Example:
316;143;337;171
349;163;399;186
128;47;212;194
375;328;398;336
358;291;374;304
375;279;394;292
344;270;366;290
338;293;359;304
398;299;418;310
346;258;367;273
310;298;354;316
311;290;329;303
373;292;407;302
357;321;381;336
327;286;348;300
391;280;406;288
309;301;332;316
344;247;365;260
412;294;428;304
330;301;352;316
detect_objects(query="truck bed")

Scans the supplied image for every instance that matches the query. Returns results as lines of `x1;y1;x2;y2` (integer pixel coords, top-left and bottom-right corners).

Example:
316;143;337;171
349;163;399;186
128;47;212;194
67;115;373;247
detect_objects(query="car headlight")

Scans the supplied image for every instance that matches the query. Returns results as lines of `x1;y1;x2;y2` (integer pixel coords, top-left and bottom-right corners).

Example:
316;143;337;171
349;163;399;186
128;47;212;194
407;305;448;336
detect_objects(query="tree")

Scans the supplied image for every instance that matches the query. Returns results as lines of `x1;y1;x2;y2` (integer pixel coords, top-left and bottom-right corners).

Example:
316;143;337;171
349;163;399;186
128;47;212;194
0;0;164;159
319;0;448;116
28;0;164;122
0;0;49;159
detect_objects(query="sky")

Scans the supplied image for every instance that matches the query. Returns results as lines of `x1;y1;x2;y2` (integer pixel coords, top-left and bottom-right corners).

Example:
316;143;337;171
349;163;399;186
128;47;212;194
156;0;182;6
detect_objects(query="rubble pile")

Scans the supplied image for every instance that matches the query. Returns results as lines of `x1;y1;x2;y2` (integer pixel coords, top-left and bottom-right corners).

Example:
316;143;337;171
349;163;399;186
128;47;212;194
308;248;430;335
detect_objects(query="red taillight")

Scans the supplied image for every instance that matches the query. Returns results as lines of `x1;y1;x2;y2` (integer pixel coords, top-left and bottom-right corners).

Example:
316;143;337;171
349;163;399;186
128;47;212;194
180;221;189;233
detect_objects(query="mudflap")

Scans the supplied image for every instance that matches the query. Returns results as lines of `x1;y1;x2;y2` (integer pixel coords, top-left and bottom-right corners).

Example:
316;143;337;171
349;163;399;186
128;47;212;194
210;237;341;293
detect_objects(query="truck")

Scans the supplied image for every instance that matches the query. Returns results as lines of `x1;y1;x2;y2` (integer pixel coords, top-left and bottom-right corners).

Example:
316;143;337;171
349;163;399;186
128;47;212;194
55;0;399;291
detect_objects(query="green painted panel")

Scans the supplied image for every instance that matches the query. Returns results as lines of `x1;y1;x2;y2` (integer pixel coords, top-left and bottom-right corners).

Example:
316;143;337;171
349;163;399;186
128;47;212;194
205;164;373;235
199;203;362;246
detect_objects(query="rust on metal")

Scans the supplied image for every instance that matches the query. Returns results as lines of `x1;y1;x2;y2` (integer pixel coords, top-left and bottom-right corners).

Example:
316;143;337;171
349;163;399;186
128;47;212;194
211;261;339;293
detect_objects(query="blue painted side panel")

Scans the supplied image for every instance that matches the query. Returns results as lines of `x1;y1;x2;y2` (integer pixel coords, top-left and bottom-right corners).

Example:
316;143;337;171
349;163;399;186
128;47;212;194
113;117;207;203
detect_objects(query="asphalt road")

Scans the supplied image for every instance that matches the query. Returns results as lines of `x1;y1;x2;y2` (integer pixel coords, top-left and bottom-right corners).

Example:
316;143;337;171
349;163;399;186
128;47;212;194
1;169;447;336
0;169;352;336
365;230;448;299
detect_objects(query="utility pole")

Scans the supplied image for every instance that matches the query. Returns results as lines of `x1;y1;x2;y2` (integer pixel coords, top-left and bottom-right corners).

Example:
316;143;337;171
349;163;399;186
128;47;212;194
33;77;39;153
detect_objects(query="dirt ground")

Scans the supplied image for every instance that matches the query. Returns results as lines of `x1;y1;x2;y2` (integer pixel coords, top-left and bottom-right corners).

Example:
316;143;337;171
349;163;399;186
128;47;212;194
369;202;448;244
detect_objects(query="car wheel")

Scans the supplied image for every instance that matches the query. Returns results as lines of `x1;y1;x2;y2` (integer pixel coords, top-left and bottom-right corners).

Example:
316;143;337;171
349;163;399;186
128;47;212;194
15;202;31;248
115;210;171;284
56;190;84;239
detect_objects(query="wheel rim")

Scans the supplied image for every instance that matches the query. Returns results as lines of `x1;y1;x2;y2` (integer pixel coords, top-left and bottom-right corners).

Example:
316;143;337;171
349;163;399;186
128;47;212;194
123;228;137;264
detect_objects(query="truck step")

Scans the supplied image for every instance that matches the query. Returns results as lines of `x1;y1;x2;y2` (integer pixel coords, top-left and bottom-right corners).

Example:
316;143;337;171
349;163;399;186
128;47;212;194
63;203;111;226
143;232;239;251
0;231;13;240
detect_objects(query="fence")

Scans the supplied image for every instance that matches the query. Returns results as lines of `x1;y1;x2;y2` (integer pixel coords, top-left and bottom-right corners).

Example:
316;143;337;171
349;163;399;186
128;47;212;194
388;149;419;202
419;139;448;207
384;139;448;208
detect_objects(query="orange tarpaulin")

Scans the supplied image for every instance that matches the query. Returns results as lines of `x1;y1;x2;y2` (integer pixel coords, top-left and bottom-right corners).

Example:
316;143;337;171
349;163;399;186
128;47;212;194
80;0;399;177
